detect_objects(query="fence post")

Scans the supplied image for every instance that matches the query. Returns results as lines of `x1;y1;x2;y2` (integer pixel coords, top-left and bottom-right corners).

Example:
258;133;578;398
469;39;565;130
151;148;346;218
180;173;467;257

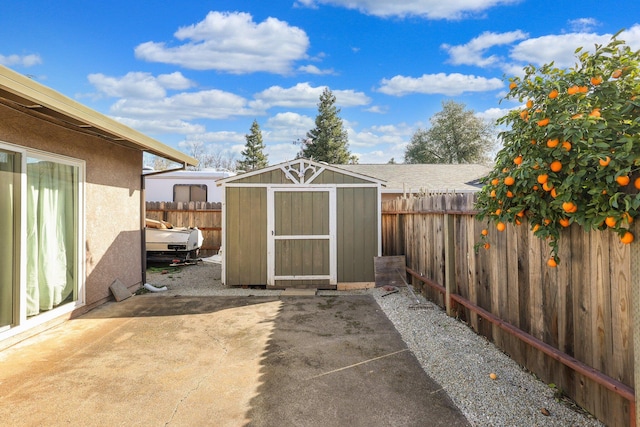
444;213;455;316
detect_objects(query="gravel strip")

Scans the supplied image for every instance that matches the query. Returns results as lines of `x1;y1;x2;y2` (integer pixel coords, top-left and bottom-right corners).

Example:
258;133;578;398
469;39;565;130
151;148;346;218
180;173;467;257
145;261;603;426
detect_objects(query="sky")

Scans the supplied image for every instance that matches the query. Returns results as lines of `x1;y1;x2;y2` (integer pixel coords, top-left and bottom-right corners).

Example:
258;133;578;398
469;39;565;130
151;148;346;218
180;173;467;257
2;0;640;166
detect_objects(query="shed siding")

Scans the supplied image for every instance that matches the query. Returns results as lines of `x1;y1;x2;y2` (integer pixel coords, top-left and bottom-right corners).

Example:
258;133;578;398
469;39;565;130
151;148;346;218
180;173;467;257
337;187;378;282
316;169;370;185
225;186;267;285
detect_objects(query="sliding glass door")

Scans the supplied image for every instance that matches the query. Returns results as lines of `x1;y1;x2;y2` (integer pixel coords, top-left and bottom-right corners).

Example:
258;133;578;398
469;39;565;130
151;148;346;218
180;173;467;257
0;143;82;335
0;149;19;330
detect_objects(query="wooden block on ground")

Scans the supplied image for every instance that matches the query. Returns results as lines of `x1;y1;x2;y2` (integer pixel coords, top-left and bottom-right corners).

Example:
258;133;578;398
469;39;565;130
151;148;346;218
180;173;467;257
281;288;317;296
374;256;407;287
337;282;376;291
110;279;133;302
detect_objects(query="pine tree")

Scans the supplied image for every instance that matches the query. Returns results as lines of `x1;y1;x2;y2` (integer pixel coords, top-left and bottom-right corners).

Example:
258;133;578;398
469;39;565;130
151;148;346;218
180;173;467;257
238;119;268;171
298;88;351;164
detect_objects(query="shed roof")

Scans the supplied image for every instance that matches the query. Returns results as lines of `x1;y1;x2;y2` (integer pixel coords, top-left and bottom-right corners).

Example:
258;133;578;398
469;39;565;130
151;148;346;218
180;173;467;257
0;65;197;167
338;163;491;193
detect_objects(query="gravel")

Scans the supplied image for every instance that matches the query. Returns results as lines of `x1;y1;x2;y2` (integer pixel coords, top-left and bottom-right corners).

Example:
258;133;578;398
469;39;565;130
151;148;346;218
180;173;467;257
145;260;603;427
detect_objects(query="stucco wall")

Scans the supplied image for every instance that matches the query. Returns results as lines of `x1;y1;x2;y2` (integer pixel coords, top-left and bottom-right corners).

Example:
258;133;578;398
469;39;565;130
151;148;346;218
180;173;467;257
0;104;143;308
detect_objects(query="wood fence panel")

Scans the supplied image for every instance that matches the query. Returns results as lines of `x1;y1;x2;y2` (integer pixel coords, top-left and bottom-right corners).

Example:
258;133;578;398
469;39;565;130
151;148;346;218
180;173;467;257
382;192;633;427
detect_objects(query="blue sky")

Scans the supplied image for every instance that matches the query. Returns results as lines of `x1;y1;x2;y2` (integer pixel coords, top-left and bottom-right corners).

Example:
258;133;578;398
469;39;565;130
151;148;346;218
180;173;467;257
2;0;640;166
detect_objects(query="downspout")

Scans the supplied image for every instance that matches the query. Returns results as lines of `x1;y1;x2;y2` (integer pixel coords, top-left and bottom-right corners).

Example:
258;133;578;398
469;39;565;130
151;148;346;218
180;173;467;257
140;162;187;286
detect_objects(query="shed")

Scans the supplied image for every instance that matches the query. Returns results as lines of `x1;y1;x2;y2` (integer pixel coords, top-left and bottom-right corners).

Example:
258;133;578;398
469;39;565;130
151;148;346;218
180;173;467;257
0;65;196;348
217;159;385;289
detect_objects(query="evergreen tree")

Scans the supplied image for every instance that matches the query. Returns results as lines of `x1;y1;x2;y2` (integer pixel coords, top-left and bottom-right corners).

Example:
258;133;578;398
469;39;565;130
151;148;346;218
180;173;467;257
238;119;268;171
297;88;351;164
404;100;496;164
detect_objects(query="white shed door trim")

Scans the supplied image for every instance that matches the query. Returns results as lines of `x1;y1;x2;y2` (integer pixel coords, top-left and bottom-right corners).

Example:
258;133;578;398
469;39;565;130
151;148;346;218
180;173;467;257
266;187;336;287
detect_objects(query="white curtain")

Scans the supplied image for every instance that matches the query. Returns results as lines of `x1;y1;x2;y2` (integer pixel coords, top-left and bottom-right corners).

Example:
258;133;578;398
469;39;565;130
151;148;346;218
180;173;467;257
0;152;15;327
26;161;75;316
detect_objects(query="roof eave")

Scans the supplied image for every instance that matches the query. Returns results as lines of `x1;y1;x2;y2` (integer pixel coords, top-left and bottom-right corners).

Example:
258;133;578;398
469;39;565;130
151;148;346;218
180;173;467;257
0;65;197;167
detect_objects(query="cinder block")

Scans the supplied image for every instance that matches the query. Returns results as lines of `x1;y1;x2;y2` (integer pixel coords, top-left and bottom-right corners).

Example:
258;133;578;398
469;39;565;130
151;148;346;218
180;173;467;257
109;279;133;302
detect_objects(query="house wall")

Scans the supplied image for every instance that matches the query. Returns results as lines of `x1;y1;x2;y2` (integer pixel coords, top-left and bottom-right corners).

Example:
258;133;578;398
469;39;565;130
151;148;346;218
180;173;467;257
0;104;143;311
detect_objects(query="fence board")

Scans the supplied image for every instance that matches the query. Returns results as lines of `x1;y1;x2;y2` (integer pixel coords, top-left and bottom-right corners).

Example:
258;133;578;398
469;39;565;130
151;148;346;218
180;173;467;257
382;192;633;427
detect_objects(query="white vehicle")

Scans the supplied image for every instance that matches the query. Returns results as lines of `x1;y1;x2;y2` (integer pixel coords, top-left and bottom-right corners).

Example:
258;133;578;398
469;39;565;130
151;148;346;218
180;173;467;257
144;169;236;203
145;219;204;263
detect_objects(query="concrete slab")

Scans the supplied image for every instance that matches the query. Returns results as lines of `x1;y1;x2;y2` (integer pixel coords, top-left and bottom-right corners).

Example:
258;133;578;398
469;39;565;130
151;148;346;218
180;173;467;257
0;294;469;427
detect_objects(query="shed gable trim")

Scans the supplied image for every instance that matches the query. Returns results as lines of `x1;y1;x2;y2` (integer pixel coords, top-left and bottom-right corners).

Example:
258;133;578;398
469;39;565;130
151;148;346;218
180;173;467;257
217;158;386;186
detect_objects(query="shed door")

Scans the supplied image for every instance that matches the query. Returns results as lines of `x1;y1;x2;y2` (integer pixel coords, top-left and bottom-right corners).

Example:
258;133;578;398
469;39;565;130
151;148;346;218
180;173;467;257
267;188;336;287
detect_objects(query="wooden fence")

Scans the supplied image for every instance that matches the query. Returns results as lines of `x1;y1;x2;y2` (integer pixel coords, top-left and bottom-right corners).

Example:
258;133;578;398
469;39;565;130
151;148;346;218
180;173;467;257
382;193;634;427
145;201;222;256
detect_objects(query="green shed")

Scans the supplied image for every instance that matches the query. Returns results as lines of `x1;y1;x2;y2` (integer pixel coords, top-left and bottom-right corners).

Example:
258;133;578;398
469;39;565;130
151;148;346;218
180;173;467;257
217;159;385;289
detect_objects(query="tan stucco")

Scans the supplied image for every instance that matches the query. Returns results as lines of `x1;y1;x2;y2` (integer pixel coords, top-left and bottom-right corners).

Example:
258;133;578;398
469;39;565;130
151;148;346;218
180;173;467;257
0;103;143;309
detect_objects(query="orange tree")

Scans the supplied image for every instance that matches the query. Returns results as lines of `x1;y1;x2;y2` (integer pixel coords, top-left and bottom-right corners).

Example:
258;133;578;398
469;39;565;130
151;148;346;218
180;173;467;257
475;34;640;265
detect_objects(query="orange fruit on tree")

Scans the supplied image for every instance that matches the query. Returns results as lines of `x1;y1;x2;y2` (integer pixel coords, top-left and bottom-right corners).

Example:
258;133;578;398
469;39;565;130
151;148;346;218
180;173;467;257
550;188;558;198
621;231;634;244
491;178;500;186
605;216;617;228
494;208;502;215
612;69;622;79
562;201;577;213
513;155;523;165
578;86;588;93
547;257;557;268
531;139;537;145
550;160;562;172
562;141;572;151
549;89;559;99
599;156;611;167
506;190;514;198
532;224;540;232
484;242;491;250
504;176;515;186
543;218;552;225
559;218;570;227
589;108;601;118
481;229;488;236
547;138;559;148
537;118;550;127
509;81;517;90
533;185;539;191
624;212;634;224
526;99;533;109
616;175;630;186
571;113;583;120
537;174;549;184
567;86;579;95
635;177;640;190
490;189;496;198
542;182;553;192
520;110;530;120
496;222;506;232
591;76;603;85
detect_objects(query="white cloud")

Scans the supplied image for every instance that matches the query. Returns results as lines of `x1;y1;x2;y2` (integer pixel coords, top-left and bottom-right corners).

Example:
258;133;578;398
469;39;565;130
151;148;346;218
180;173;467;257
295;0;520;20
476;107;510;123
0;53;42;67
134;11;309;74
378;73;504;96
442;30;528;67
265;112;315;142
88;71;193;99
251;82;371;109
114;117;206;135
509;25;640;68
109;89;253;120
298;64;336;75
568;18;599;33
